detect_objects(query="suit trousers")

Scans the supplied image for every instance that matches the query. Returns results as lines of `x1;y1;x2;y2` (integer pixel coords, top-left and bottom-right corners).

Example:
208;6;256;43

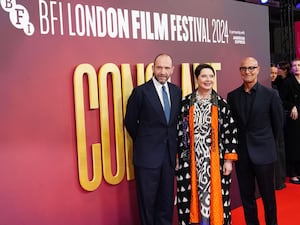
134;151;175;225
236;156;278;225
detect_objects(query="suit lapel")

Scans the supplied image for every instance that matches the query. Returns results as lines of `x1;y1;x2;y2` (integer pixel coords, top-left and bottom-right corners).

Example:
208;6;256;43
169;84;178;123
145;80;166;122
247;83;260;125
236;86;248;126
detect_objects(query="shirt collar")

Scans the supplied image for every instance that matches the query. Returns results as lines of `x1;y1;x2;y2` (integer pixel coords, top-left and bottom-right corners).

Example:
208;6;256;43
243;82;258;93
152;77;168;89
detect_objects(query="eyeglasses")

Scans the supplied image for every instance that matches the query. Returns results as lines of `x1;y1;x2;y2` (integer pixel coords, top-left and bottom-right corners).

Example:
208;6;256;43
239;66;258;72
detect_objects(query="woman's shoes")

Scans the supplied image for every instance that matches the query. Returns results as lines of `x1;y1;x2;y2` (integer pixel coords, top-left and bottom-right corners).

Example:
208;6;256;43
290;177;300;184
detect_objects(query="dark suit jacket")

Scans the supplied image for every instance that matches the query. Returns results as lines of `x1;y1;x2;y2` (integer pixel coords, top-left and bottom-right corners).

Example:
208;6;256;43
227;83;283;165
125;79;182;169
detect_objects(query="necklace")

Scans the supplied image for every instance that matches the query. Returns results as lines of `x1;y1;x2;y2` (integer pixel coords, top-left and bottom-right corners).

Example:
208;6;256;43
196;91;211;103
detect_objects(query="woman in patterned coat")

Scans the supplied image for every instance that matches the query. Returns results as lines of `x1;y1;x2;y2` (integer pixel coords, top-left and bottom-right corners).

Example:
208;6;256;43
176;64;238;225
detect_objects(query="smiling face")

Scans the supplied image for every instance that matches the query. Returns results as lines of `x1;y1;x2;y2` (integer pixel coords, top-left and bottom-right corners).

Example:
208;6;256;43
152;54;174;84
239;57;259;86
196;68;215;93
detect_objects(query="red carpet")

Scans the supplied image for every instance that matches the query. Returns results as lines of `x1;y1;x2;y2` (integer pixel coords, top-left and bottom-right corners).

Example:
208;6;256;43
231;182;300;225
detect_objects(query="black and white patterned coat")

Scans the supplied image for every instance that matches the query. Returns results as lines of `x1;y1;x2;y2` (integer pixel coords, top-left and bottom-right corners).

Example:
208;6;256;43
176;90;238;225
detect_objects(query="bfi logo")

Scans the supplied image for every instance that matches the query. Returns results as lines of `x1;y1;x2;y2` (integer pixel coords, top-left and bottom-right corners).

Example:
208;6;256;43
1;0;35;35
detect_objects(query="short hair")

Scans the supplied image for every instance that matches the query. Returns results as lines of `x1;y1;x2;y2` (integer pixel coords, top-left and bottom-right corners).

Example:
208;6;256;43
153;53;173;66
277;61;290;71
194;64;215;78
270;63;276;67
292;58;300;63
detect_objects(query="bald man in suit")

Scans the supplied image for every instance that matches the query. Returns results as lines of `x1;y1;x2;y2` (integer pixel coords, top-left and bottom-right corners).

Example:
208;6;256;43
227;57;283;225
125;53;182;225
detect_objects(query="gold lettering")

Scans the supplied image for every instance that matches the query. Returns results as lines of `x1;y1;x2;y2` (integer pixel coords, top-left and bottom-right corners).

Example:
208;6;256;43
74;62;222;190
136;64;145;86
145;63;153;82
73;64;102;191
181;63;193;98
98;63;125;185
209;62;221;91
121;64;135;180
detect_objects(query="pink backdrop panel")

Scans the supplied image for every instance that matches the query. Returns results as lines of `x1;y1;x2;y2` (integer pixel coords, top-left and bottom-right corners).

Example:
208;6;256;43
0;0;270;224
296;22;300;58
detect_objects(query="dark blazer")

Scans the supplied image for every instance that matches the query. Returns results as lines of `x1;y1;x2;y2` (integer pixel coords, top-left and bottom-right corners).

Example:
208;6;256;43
125;79;182;169
280;75;300;160
227;83;283;165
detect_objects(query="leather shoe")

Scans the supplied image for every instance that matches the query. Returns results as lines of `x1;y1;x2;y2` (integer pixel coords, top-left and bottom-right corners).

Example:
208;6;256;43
290;178;300;184
276;183;286;190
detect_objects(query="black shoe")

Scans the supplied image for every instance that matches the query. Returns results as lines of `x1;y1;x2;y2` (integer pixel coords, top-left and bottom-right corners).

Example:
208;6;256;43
290;178;300;184
276;183;286;190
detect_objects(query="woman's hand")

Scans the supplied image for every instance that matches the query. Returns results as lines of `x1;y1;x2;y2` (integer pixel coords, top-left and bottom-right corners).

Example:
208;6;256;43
290;106;298;120
223;160;233;176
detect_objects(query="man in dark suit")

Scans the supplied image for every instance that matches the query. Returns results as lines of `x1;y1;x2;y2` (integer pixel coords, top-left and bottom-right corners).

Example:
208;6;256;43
227;57;283;225
124;53;182;225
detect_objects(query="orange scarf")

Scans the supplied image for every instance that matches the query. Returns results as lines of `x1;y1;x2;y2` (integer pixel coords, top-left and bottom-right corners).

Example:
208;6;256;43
189;103;224;225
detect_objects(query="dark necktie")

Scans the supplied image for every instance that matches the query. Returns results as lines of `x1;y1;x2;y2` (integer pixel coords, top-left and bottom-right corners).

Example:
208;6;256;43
162;85;170;122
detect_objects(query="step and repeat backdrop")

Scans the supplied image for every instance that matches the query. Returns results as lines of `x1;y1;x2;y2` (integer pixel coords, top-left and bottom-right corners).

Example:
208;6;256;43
0;0;270;224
